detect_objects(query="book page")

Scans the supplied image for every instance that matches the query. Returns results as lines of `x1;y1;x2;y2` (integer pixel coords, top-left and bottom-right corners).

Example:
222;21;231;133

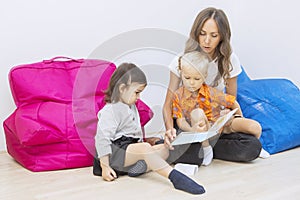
171;108;238;146
171;132;209;146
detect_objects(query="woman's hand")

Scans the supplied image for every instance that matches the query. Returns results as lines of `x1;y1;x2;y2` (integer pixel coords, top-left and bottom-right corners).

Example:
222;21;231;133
220;108;233;127
164;128;177;150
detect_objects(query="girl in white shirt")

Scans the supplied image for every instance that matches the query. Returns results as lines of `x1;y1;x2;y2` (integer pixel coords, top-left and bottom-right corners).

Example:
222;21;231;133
94;63;205;195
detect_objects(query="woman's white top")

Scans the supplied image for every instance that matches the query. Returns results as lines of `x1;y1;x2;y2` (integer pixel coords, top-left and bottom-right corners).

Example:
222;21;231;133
169;52;242;91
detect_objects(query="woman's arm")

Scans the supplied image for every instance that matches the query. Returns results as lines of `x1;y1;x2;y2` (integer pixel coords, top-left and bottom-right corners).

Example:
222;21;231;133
231;101;243;117
226;76;238;97
226;52;242;97
163;72;181;130
163;72;180;150
226;76;243;115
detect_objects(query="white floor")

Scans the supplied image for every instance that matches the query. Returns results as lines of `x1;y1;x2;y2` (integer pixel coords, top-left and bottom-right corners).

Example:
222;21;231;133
1;147;300;200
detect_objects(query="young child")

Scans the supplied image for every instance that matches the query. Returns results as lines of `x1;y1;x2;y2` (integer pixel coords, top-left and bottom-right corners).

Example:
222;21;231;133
93;63;205;195
172;51;270;166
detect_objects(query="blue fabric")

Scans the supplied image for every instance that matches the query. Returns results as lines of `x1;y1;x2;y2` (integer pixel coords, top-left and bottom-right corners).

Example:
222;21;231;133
237;66;251;83
237;68;300;154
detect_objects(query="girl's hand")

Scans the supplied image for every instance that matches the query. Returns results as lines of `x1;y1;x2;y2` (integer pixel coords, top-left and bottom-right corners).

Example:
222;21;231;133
101;165;117;181
164;128;176;150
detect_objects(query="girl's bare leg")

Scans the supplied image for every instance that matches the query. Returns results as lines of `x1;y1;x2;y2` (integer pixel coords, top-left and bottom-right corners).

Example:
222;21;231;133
124;143;172;177
151;144;170;160
124;143;205;194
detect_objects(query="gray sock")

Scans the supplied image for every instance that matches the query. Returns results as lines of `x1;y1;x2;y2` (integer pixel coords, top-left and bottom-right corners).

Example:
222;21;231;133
127;160;147;177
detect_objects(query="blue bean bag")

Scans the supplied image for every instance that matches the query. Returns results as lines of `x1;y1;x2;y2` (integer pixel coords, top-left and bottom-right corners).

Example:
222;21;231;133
237;67;300;154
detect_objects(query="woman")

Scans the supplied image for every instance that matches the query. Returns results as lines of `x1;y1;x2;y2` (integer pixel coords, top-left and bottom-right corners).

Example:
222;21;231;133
163;7;263;164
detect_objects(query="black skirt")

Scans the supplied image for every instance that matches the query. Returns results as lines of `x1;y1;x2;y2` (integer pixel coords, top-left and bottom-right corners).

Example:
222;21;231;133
93;136;139;177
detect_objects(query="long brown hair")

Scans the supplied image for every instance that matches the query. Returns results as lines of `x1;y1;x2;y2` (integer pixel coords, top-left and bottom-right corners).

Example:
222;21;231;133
105;63;147;103
185;7;232;87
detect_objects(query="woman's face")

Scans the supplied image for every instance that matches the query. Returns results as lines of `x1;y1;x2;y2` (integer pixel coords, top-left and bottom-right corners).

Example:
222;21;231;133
198;18;221;59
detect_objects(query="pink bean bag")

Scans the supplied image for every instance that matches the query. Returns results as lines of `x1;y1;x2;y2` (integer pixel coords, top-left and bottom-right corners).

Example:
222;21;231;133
3;57;153;171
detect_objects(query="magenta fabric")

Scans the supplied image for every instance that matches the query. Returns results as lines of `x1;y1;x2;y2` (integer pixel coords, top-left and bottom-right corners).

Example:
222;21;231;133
3;57;153;171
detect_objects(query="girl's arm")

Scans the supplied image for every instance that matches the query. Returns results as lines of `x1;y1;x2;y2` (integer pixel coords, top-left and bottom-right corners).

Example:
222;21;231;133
163;72;181;131
100;155;117;181
95;105;119;181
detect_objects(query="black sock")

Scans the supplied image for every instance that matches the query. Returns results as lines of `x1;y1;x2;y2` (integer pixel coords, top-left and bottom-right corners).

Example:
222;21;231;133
127;160;147;177
168;169;205;194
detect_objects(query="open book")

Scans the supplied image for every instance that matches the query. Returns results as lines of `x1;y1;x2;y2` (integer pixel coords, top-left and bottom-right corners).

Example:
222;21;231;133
171;108;238;146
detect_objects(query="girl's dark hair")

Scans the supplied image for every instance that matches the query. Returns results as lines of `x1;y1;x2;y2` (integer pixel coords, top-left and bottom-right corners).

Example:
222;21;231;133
105;63;147;103
185;7;232;87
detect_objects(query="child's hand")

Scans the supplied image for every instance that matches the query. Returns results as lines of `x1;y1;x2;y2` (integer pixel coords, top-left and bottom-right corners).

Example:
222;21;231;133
101;165;117;181
192;123;208;132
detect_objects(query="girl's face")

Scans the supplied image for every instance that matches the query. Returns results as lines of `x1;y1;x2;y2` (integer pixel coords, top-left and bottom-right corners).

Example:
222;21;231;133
119;82;146;105
198;18;221;58
181;65;205;93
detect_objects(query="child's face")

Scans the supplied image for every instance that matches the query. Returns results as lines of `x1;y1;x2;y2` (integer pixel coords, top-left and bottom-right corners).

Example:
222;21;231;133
120;82;146;105
181;65;205;93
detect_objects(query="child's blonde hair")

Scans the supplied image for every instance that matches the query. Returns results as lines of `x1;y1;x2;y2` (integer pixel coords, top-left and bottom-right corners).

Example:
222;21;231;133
178;51;210;80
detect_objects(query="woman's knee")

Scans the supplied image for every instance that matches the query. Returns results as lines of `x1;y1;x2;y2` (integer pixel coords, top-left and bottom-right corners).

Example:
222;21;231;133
251;121;262;136
232;119;262;137
244;121;262;138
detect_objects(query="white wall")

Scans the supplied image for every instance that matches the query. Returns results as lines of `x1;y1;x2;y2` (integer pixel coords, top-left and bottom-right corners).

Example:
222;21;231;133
1;0;300;151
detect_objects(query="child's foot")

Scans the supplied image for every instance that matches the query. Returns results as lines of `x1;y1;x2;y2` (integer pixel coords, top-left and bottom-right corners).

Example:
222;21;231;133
259;148;270;159
127;160;147;177
202;145;213;166
168;169;205;194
